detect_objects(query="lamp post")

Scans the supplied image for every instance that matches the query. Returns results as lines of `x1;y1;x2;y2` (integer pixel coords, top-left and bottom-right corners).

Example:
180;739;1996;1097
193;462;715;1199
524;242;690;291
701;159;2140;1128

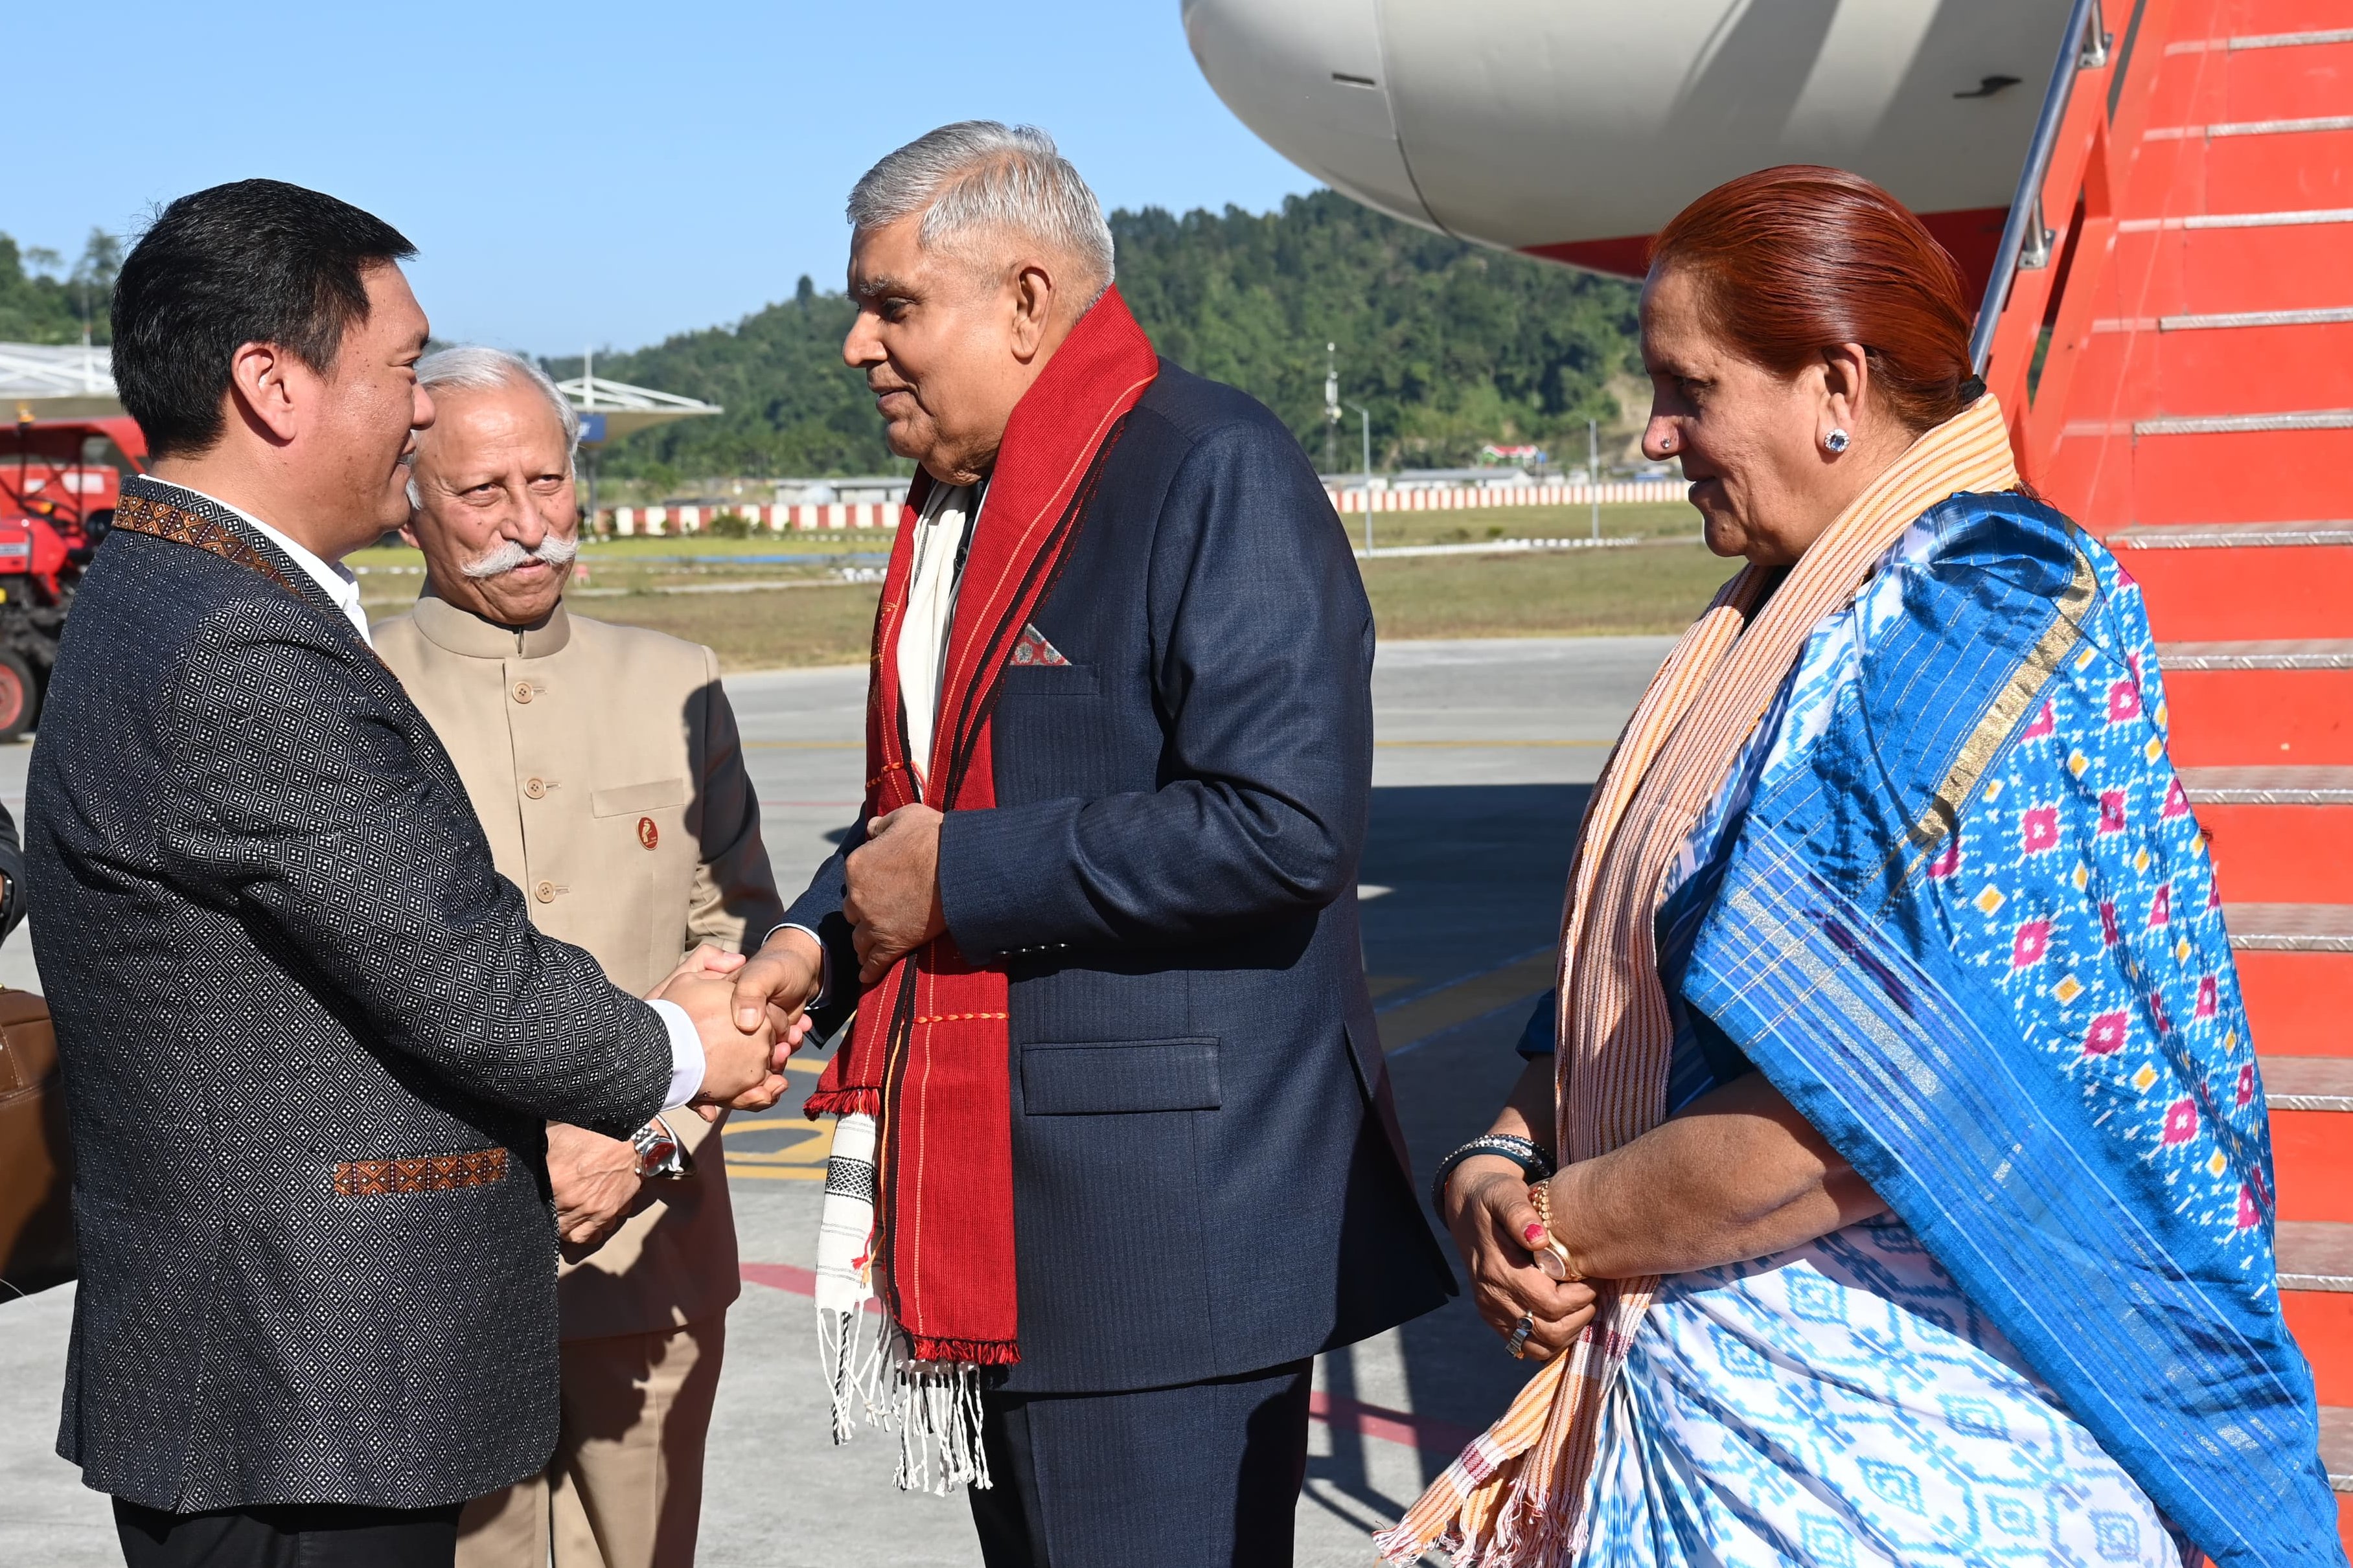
1589;417;1600;540
1349;404;1373;553
1324;343;1340;474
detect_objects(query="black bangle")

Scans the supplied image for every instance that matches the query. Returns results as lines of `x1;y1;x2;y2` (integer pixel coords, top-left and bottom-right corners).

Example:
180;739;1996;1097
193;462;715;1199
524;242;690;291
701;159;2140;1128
1430;1133;1555;1216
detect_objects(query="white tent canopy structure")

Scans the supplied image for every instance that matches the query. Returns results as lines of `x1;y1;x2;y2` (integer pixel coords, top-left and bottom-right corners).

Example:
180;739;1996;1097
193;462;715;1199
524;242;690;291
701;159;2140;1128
1;342;119;420
2;341;722;445
555;353;721;442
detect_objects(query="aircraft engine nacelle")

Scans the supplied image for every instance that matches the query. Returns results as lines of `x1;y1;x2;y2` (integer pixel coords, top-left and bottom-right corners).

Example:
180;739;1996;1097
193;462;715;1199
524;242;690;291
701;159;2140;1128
1182;0;2076;288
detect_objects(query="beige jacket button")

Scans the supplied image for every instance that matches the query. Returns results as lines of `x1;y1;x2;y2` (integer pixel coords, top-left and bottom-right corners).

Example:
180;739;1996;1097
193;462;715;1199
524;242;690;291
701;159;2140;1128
534;880;556;903
524;777;546;799
512;680;534;704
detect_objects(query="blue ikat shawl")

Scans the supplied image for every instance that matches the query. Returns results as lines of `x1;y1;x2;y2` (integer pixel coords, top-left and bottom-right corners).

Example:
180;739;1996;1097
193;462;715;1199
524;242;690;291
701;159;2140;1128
1679;491;2339;1567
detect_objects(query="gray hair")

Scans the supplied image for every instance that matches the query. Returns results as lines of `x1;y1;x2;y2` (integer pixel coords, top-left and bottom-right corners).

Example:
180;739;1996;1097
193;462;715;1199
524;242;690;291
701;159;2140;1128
417;345;580;460
848;122;1114;299
406;346;580;510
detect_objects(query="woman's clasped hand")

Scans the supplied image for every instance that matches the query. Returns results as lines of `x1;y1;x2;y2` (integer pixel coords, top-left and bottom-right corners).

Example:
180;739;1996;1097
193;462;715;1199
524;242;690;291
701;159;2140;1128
1441;1157;1593;1363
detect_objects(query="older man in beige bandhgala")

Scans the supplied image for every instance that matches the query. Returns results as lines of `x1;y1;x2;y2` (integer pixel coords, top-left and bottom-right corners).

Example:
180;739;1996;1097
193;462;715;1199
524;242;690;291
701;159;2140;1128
375;347;786;1568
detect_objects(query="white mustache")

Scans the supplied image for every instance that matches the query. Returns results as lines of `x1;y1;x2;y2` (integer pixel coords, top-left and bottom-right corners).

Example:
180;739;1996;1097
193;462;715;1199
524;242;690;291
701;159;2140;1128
462;533;580;580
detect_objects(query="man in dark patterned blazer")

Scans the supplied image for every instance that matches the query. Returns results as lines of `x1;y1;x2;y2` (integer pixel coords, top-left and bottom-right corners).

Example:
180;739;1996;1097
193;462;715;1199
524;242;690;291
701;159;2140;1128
25;180;796;1568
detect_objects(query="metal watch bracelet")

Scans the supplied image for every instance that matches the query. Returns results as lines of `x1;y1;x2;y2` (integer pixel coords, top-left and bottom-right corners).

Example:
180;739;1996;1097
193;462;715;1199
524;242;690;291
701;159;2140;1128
1429;1133;1555;1216
632;1117;689;1181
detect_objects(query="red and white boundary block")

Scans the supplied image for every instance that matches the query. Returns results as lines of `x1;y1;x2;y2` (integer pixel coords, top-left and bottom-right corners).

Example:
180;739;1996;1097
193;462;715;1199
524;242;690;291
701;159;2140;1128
605;480;1682;534
606;501;902;536
1327;480;1682;513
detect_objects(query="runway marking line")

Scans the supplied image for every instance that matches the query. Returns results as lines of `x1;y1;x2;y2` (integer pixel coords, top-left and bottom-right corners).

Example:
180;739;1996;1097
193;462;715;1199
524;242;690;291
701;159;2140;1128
735;1262;1480;1453
729;1131;834;1165
1374;948;1555;1055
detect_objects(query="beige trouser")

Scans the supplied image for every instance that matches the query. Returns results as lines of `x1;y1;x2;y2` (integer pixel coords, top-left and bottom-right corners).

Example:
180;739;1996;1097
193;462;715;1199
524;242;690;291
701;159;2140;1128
458;1317;726;1568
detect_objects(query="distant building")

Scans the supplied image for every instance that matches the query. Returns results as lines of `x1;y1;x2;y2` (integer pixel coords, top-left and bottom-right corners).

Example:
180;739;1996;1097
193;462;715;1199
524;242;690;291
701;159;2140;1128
1359;467;1539;493
773;475;910;506
1480;443;1549;466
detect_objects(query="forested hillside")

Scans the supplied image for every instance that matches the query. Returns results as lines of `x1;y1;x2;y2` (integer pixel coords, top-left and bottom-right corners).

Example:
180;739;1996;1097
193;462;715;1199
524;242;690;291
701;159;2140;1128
6;197;1642;481
0;231;118;345
556;190;1642;483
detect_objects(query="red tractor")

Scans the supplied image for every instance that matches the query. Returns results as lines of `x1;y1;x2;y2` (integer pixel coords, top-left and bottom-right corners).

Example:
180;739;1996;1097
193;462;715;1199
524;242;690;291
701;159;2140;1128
0;416;146;742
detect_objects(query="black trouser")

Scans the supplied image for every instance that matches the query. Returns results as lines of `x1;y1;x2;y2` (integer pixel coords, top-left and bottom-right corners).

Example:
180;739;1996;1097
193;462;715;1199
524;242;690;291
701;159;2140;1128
114;1499;463;1568
969;1358;1314;1568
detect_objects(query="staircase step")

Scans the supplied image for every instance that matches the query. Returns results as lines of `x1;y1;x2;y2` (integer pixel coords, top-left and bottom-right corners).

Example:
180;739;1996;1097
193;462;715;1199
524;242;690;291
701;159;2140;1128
2116;216;2353;317
2279;1221;2353;1405
2270;1053;2353;1230
2227;901;2353;950
2118;520;2353;544
2137;122;2353;214
2152;113;2353;137
2118;420;2353;525
2278;1109;2353;1220
2157;642;2353;764
2269;1056;2353;1228
2163;639;2353;669
2266;1056;2353;1112
2140;306;2353;329
2184;764;2353;804
2135;408;2353;434
2323;1406;2352;1549
2119;206;2353;233
2213;126;2353;214
2238;949;2352;1056
2152;20;2353;124
2183;768;2353;903
2209;14;2353;49
2081;317;2353;417
2230;908;2353;1062
2283;1247;2353;1449
2326;1399;2353;1479
2111;522;2353;639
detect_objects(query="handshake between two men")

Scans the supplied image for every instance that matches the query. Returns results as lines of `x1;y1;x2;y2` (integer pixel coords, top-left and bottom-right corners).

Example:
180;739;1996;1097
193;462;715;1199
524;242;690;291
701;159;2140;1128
653;802;945;1115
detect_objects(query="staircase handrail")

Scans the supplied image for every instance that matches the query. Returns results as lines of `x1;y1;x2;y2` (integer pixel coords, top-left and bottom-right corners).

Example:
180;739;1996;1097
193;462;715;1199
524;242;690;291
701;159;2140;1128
1969;0;2115;376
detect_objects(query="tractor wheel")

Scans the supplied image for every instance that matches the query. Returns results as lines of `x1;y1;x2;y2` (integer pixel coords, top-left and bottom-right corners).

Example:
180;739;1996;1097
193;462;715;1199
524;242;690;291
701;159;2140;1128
0;650;37;743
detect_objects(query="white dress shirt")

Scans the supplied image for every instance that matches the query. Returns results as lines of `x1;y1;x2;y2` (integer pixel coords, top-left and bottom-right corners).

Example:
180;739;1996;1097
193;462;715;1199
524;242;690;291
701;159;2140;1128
774;479;981;1008
149;478;709;1109
898;479;979;790
183;487;374;648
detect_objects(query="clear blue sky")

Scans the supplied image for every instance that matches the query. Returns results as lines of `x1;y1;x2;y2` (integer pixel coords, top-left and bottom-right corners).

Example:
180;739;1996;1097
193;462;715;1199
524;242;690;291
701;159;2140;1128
13;0;1315;358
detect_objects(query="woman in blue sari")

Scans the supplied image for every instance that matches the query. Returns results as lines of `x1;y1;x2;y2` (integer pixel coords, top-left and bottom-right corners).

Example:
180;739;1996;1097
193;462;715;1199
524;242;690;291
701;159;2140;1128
1388;168;2340;1568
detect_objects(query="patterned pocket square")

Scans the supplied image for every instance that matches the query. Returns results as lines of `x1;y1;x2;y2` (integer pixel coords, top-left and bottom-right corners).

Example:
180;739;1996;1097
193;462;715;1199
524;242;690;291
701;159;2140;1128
1011;624;1070;666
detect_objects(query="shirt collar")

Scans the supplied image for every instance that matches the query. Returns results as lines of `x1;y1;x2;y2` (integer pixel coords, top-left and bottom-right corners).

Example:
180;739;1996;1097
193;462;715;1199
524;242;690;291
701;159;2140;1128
141;477;372;648
408;585;572;661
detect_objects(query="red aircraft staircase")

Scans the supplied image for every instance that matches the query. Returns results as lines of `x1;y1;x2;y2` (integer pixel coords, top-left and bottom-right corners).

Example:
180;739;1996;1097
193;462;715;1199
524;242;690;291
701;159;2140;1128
1975;0;2352;1546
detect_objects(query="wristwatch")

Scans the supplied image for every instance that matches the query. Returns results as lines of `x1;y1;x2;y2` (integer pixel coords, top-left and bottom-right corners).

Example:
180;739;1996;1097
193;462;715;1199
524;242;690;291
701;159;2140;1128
631;1117;690;1181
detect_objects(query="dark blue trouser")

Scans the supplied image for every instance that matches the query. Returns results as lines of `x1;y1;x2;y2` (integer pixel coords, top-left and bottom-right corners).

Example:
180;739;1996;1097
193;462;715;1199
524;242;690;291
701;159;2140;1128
969;1359;1314;1568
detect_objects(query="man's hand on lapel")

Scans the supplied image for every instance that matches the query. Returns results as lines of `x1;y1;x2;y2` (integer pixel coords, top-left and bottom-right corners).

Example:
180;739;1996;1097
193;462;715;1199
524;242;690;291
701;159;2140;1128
845;803;947;983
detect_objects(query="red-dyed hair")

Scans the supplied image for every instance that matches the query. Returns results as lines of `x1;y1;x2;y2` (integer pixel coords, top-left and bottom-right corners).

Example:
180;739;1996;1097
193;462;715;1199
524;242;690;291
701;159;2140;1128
1649;166;1977;433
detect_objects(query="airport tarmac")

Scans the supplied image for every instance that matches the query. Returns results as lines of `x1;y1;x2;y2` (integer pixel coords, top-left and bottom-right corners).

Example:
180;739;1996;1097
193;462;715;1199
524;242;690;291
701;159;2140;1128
0;634;1670;1567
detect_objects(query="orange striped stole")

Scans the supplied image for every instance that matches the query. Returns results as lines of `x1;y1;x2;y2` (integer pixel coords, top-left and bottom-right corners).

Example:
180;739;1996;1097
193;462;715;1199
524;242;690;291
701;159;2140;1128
1378;396;2021;1565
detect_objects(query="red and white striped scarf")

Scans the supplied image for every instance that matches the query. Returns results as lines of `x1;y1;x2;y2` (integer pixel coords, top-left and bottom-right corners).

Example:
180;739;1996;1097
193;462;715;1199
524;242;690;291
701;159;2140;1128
1377;396;2020;1564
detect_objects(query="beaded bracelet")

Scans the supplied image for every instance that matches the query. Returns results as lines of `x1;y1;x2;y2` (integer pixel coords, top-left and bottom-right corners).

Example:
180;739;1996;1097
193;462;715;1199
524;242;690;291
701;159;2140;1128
1429;1132;1555;1217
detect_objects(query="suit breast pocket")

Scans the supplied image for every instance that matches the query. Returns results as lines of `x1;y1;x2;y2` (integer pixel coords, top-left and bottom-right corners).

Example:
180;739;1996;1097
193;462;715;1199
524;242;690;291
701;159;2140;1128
591;778;689;817
1021;1037;1220;1115
999;663;1097;698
